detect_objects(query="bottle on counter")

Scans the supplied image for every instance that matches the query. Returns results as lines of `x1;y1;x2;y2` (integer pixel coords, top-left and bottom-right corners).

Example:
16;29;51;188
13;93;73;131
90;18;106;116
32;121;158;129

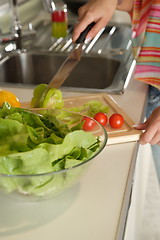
51;3;68;38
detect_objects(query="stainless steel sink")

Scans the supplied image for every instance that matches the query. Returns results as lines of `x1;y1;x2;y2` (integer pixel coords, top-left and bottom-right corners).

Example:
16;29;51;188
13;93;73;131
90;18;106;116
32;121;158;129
0;50;134;94
0;24;135;94
0;52;118;86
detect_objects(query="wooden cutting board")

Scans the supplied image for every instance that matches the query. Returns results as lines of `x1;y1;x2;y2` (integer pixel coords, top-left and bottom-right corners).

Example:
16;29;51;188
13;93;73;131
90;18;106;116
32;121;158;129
22;93;142;145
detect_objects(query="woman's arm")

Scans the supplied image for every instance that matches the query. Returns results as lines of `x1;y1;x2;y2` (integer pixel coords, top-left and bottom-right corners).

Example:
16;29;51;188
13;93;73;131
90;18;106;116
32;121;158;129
72;0;133;42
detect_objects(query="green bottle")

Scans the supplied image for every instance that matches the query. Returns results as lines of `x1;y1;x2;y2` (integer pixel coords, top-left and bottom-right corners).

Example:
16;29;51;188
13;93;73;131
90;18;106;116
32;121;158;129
51;4;68;38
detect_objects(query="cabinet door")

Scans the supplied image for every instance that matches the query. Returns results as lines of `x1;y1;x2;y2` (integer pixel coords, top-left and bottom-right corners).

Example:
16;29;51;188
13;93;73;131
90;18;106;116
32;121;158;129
124;144;152;240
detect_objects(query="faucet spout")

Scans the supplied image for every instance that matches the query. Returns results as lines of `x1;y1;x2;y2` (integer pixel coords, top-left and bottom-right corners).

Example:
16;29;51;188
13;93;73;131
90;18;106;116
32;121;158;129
0;0;36;51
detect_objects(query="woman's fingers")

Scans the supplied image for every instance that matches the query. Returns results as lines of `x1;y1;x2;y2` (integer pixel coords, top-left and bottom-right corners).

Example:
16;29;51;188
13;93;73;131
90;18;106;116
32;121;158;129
134;122;147;130
139;123;159;145
72;0;118;42
75;18;108;42
135;106;160;145
72;14;95;42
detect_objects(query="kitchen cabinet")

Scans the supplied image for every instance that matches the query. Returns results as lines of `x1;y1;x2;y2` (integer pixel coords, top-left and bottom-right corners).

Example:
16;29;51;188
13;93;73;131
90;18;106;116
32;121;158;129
124;144;153;240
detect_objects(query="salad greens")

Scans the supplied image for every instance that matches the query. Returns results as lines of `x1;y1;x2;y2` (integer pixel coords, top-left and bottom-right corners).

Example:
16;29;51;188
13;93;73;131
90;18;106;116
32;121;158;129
67;100;110;117
30;84;110;118
0;103;101;197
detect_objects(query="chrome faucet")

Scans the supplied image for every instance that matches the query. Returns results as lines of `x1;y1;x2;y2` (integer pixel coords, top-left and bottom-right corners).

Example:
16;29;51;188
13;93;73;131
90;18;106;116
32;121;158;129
43;0;56;13
0;0;36;50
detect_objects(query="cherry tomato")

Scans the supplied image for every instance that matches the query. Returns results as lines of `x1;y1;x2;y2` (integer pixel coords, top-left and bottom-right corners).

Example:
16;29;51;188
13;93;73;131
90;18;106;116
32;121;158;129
109;113;124;129
94;112;108;126
82;116;96;131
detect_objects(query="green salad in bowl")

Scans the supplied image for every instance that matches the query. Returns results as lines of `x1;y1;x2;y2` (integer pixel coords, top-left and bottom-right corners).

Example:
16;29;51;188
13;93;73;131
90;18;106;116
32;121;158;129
0;102;107;201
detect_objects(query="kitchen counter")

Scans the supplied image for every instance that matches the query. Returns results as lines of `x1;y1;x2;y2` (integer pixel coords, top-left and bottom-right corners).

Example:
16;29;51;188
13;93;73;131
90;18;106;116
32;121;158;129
0;77;148;240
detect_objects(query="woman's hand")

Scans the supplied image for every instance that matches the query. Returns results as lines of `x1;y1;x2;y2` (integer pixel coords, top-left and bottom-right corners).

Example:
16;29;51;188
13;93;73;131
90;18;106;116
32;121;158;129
135;106;160;145
72;0;118;42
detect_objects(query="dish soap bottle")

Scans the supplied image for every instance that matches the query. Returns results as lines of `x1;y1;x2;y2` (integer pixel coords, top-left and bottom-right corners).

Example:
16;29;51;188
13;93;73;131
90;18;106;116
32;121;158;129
51;3;68;38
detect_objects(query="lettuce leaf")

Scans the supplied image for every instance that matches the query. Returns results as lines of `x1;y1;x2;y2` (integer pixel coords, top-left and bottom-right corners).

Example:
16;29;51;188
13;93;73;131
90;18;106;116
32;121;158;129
0;103;101;197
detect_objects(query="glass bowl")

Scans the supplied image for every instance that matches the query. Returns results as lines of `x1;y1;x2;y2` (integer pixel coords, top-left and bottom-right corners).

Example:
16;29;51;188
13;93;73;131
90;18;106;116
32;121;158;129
0;107;107;201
